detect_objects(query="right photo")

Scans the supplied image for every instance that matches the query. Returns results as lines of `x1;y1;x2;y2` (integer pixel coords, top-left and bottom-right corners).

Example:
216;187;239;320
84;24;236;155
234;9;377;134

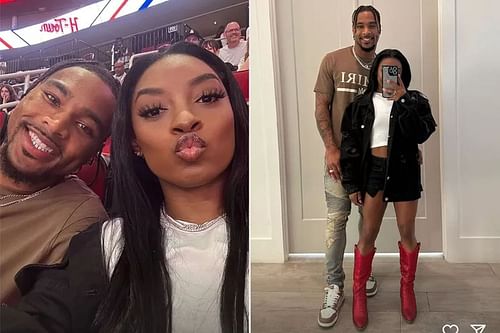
250;0;500;332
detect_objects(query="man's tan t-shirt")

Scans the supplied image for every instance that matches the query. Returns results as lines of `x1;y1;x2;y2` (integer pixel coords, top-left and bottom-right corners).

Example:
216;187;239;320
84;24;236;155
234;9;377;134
314;46;370;147
0;175;108;304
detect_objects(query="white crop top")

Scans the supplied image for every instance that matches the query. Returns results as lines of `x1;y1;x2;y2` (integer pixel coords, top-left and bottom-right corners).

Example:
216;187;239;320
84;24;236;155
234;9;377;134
371;92;394;148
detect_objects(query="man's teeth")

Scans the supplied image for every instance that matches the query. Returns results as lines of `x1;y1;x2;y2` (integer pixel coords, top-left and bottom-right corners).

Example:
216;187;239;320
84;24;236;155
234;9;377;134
29;131;54;153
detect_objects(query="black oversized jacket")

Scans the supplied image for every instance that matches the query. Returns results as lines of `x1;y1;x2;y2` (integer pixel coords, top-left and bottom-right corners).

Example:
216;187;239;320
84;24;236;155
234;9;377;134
340;90;437;202
0;223;107;333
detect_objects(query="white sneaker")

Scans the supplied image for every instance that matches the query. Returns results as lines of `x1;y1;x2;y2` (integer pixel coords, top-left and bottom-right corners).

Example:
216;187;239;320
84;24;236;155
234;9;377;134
317;284;345;328
366;274;378;297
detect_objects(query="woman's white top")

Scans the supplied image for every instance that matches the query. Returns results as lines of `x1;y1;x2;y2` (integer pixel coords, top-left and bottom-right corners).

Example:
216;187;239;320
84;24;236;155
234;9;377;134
102;211;228;333
371;92;394;148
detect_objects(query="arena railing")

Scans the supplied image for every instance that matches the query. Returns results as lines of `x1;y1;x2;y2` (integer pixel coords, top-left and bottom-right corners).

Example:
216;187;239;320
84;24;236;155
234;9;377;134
0;68;48;111
2;22;202;74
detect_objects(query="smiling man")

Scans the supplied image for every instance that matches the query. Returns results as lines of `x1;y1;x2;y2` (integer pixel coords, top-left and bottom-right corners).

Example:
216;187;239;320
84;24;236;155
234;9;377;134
0;60;118;305
218;21;247;67
313;5;381;328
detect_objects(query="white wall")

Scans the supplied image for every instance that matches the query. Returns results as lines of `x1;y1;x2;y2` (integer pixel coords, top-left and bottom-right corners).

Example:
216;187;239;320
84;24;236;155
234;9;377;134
251;0;500;263
439;0;500;262
275;0;442;254
249;0;286;263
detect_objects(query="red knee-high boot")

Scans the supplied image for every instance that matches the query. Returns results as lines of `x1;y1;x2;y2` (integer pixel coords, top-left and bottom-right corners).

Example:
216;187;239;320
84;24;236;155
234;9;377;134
399;241;420;323
353;245;375;330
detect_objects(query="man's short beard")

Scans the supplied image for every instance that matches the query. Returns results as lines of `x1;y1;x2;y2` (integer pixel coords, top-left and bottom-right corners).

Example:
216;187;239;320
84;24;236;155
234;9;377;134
0;141;54;187
360;44;376;53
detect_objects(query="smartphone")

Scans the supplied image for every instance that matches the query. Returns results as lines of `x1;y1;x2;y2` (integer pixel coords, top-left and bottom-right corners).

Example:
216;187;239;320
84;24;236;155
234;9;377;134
382;65;399;98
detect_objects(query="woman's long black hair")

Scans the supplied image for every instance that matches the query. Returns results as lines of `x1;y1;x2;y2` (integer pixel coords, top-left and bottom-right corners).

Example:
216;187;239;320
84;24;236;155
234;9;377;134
96;42;248;333
365;48;412;96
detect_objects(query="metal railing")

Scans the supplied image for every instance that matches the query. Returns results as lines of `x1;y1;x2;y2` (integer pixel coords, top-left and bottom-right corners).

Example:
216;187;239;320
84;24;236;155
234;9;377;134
4;39;112;74
0;68;48;111
2;23;195;74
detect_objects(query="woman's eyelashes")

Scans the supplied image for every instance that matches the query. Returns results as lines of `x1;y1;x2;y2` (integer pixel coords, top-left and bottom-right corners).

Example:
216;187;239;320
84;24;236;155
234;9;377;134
196;89;226;104
138;103;168;118
137;89;226;118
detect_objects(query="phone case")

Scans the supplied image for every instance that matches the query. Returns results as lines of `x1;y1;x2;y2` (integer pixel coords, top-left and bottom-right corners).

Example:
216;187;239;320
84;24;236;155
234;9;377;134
382;65;398;98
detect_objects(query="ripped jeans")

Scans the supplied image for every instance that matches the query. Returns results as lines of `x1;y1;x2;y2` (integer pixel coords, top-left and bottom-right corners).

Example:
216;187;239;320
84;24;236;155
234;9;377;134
323;167;362;289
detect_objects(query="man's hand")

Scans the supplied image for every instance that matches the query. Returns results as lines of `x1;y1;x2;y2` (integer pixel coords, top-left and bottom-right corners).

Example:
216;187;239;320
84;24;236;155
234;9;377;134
418;148;423;165
325;147;341;181
349;192;363;206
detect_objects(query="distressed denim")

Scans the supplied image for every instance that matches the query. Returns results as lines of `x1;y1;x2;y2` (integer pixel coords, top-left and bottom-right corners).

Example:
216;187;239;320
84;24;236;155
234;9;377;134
323;167;362;289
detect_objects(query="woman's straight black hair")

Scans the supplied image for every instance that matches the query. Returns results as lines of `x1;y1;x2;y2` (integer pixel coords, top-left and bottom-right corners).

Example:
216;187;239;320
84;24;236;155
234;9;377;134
95;42;248;333
365;48;412;96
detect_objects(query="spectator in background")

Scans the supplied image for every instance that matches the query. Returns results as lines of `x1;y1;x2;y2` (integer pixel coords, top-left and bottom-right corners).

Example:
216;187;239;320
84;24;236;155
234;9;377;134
113;60;126;85
0;84;18;112
184;32;203;46
15;88;24;100
112;37;131;69
218;21;247;67
238;34;249;71
202;39;220;56
215;25;226;48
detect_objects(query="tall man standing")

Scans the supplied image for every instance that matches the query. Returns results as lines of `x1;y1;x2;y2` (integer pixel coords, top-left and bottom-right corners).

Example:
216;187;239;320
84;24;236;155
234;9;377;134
314;5;381;328
0;60;118;305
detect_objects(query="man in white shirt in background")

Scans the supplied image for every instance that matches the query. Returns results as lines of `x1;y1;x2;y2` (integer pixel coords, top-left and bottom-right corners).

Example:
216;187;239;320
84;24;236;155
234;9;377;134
113;60;126;85
218;21;247;67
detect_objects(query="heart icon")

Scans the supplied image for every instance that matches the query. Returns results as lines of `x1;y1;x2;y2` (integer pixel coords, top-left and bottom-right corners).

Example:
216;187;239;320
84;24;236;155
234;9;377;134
442;324;459;333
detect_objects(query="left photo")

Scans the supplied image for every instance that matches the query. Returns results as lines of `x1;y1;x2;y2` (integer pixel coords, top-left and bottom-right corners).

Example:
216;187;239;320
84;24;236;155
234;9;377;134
0;1;249;332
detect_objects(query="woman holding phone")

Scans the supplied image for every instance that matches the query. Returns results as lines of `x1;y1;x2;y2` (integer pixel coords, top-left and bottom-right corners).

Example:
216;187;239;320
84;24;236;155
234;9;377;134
340;49;436;330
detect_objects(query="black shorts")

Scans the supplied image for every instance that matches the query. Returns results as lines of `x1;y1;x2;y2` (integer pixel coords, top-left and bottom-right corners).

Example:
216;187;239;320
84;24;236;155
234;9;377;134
365;155;387;198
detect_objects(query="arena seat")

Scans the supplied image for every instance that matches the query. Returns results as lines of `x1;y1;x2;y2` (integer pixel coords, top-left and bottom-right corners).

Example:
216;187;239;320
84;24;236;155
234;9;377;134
0;110;7;140
102;136;112;157
76;154;108;203
233;69;249;102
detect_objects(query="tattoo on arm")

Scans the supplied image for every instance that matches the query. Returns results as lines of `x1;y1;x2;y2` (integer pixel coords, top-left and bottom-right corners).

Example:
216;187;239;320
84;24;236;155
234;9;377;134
315;93;336;149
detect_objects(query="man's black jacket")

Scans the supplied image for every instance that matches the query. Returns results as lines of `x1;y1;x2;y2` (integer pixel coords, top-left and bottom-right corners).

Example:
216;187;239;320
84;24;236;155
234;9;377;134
0;223;106;333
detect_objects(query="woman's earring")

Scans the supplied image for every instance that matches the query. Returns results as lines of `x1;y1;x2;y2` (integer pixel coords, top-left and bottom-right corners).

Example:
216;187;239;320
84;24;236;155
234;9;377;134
134;151;144;157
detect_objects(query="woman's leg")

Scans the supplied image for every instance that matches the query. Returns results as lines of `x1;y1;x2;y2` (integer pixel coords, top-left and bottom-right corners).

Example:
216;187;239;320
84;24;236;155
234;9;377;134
357;191;387;255
352;191;387;330
394;200;420;323
394;200;418;251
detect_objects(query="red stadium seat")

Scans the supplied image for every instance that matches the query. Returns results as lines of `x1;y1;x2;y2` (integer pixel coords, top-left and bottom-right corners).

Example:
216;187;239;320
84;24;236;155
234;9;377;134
233;70;249;102
102;136;112;157
0;110;8;141
76;155;108;203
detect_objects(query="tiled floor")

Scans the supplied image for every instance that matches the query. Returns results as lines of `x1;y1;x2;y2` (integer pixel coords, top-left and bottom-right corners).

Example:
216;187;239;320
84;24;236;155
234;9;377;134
252;258;500;333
